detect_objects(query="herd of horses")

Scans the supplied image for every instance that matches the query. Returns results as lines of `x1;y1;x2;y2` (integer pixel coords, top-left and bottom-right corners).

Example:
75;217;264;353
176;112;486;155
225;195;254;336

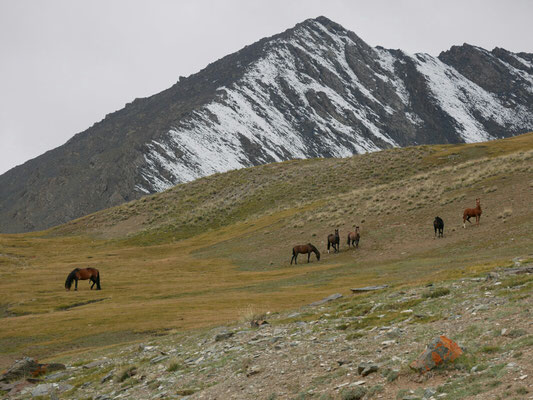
65;199;483;289
290;198;483;265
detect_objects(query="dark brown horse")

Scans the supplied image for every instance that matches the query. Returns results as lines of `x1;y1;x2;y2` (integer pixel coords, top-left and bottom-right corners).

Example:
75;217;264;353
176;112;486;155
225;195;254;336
327;229;340;253
463;198;482;228
291;244;320;264
65;268;101;290
434;217;444;238
347;226;360;248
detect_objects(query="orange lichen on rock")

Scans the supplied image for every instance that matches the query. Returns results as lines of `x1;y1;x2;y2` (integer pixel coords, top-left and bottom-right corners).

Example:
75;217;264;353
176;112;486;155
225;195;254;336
410;335;463;373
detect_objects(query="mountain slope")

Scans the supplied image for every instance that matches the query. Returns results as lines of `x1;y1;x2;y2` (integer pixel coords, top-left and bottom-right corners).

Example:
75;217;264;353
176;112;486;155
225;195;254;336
1;134;532;369
1;16;533;233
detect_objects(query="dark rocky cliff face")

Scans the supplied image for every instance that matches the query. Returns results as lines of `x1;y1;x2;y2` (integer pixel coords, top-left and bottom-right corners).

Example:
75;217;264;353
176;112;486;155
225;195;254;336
1;16;532;233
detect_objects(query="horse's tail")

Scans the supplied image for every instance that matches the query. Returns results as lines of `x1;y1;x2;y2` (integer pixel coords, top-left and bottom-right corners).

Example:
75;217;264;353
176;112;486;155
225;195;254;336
65;268;79;290
96;270;101;290
347;234;351;245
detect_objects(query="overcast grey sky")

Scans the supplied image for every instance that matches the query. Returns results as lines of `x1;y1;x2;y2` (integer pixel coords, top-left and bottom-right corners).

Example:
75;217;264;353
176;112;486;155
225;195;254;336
1;0;532;175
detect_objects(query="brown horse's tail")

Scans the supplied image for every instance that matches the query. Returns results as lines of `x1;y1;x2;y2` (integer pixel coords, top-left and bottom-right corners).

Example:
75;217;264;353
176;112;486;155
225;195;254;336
347;234;351;245
65;268;79;290
96;270;101;290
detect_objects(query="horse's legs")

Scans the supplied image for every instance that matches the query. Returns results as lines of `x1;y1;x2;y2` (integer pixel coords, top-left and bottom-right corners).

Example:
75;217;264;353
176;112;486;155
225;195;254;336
291;254;294;265
74;279;78;291
327;242;330;254
90;278;95;289
308;252;311;263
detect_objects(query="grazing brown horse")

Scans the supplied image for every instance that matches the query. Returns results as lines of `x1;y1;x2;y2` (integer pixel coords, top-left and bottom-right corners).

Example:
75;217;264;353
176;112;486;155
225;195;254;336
347;226;360;248
327;229;340;253
463;198;482;228
65;268;101;290
291;244;320;264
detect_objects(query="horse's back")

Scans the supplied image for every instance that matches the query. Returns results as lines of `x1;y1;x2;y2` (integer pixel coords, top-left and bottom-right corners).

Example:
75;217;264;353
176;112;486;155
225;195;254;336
78;267;98;279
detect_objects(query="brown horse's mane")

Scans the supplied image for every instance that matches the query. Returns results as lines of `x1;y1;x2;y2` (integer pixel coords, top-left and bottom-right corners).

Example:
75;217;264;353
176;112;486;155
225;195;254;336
65;268;80;290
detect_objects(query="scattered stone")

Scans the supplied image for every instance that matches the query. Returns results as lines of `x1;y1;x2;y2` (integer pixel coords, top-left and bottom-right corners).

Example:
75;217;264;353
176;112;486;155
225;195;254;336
350;380;366;386
246;366;261;377
309;293;343;306
139;345;157;352
410;335;463;373
101;371;114;383
58;383;74;392
250;319;269;328
423;388;437;399
150;355;169;364
350;285;388;293
45;371;69;381
31;383;55;397
519;374;528;380
83;360;107;369
381;340;396;348
386;327;403;338
358;362;379;376
215;331;234;342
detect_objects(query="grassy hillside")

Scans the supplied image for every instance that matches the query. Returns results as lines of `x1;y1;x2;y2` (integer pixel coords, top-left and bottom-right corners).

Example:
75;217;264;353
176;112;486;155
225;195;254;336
1;133;532;368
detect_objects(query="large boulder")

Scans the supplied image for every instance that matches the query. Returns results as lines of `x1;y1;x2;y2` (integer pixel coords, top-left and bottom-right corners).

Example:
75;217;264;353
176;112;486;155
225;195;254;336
0;357;66;382
410;335;463;373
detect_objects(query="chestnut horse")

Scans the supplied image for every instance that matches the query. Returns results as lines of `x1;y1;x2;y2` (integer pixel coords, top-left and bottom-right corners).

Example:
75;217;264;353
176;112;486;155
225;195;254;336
434;217;444;238
65;268;101;290
291;244;320;264
463;198;482;228
347;226;360;248
327;229;340;253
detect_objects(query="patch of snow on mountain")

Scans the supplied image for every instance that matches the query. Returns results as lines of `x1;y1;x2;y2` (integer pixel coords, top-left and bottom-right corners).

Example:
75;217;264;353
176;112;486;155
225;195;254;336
411;53;533;143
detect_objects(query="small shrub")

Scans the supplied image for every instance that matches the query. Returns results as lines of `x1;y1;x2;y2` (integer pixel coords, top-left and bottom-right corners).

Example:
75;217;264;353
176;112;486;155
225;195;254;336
346;331;365;341
118;366;136;382
507;329;527;338
481;345;501;354
516;387;529;395
367;384;384;397
167;363;179;372
423;287;450;298
341;386;367;400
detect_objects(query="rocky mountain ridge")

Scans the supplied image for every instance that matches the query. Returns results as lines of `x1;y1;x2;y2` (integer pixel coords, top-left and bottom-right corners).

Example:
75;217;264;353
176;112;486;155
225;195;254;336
1;16;533;233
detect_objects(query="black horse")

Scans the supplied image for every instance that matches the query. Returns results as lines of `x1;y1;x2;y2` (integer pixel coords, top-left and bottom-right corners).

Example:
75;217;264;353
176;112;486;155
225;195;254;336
434;217;444;238
327;229;340;253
